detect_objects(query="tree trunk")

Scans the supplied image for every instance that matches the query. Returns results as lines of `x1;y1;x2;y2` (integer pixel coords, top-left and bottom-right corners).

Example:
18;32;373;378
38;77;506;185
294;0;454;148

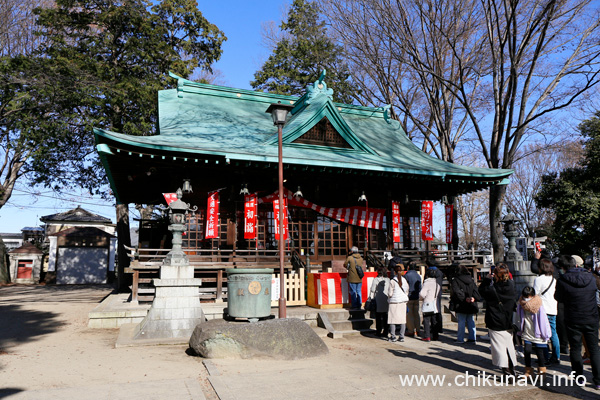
0;237;8;284
489;185;507;263
116;203;131;292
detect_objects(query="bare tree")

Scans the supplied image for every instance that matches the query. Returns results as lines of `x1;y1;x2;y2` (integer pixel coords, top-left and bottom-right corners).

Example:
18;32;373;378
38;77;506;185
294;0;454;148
505;139;584;236
325;0;600;261
0;0;52;57
324;0;487;162
457;189;491;249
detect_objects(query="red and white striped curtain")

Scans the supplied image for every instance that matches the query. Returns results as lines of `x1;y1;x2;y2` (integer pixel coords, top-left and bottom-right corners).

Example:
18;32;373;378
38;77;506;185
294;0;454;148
258;188;385;230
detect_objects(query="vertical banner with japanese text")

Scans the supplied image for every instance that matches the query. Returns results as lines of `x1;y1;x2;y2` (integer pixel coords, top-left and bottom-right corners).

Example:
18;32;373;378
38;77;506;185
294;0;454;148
445;204;454;244
273;198;289;241
244;194;257;239
205;191;219;239
421;201;434;241
392;201;401;243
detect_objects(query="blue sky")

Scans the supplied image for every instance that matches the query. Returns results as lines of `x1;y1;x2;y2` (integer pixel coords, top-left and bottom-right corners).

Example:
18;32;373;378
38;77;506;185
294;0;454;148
0;0;447;237
0;0;292;233
201;0;291;89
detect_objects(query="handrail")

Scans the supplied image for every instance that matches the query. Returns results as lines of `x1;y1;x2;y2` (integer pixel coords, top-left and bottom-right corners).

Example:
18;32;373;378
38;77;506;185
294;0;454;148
365;251;385;270
291;249;306;270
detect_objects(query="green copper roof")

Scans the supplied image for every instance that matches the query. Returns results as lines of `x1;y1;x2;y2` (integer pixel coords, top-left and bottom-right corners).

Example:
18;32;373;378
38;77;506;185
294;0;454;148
94;73;513;182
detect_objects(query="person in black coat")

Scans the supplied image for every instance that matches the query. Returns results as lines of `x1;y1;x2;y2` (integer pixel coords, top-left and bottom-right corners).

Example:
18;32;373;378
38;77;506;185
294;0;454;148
404;262;422;336
451;265;482;343
479;264;518;375
554;255;600;388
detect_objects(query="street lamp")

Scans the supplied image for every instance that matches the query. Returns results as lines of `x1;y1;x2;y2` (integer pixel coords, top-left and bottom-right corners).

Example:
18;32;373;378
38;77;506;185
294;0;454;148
358;191;369;251
266;101;294;319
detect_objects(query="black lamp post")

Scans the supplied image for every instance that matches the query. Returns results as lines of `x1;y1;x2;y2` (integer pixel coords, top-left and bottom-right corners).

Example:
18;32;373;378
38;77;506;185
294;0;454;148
266;101;294;319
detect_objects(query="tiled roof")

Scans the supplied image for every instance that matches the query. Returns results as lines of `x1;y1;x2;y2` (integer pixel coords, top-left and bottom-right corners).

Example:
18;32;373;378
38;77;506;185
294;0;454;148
95;73;513;182
9;242;43;255
40;206;112;224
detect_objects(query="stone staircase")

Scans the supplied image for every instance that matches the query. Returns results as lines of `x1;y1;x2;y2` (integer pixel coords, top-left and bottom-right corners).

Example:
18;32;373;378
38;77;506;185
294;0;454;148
317;309;374;339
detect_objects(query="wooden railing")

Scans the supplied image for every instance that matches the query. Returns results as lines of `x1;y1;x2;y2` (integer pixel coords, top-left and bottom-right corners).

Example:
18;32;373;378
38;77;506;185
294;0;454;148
125;263;307;306
124;245;296;303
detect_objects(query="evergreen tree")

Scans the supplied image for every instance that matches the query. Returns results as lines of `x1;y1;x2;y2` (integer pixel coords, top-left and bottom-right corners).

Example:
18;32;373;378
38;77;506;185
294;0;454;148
0;0;226;207
536;113;600;255
251;0;357;104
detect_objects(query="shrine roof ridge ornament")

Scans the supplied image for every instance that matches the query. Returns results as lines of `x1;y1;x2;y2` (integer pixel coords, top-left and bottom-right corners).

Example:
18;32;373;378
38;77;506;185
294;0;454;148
306;70;334;103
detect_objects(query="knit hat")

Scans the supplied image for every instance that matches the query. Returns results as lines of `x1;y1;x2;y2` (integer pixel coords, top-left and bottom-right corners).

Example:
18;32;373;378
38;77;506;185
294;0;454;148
572;255;584;267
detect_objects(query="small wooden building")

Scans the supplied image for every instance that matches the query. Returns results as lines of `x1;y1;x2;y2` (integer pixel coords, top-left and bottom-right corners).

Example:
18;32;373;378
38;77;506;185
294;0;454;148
8;242;44;284
41;207;117;284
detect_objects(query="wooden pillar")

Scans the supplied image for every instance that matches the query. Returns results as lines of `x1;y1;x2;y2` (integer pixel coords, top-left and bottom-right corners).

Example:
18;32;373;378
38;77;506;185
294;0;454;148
116;203;131;292
216;269;223;302
451;196;459;250
131;271;139;303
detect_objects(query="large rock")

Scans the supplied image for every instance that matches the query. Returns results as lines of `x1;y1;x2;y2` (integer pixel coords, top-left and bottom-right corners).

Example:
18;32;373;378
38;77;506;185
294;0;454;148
189;318;328;360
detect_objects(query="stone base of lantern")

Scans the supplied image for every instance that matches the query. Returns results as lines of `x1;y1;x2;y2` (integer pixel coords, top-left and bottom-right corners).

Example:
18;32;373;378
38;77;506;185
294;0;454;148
133;272;204;340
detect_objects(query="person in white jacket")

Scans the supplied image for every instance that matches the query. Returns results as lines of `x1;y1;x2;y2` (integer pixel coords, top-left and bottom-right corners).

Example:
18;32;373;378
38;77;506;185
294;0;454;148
387;264;409;342
533;258;559;365
419;268;441;342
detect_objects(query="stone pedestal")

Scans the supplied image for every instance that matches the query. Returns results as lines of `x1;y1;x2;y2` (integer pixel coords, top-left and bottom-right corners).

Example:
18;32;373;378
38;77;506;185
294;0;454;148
133;272;204;340
507;260;536;295
133;204;204;340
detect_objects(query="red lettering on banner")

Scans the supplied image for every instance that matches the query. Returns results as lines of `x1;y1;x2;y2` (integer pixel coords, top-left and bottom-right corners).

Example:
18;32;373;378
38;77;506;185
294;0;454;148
205;192;219;239
162;193;178;205
244;194;257;239
392;201;401;243
273;198;289;240
445;204;454;244
421;201;434;241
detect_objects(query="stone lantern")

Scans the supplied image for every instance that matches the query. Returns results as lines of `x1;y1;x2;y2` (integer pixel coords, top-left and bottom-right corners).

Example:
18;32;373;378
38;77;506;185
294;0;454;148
501;209;523;262
162;188;194;268
134;187;204;341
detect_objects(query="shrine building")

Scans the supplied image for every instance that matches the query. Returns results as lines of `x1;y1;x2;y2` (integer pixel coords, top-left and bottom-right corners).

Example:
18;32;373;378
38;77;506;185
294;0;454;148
94;72;512;270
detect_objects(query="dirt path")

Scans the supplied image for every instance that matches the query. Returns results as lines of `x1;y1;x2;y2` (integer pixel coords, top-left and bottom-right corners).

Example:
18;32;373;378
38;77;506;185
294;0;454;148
1;285;596;400
0;285;216;399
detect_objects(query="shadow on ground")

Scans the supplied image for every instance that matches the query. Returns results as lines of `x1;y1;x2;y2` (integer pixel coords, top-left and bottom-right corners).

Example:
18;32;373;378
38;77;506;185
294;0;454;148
0;388;25;399
0;284;116;303
0;304;65;351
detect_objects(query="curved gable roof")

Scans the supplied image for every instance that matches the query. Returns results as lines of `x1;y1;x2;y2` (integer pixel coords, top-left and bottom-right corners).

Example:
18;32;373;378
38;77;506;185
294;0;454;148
95;72;513;186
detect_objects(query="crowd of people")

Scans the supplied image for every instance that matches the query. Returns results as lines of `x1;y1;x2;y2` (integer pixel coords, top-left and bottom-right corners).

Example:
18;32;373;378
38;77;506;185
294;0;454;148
346;248;600;390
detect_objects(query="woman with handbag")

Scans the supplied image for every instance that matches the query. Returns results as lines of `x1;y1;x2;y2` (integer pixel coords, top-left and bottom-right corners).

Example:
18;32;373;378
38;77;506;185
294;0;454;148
479;263;518;376
451;265;482;344
419;268;441;342
532;258;559;365
368;266;390;337
387;264;409;342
